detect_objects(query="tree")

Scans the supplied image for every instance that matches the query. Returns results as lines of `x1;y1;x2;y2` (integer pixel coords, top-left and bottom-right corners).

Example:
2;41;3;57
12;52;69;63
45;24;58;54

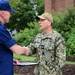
36;0;45;15
7;0;35;31
6;0;44;32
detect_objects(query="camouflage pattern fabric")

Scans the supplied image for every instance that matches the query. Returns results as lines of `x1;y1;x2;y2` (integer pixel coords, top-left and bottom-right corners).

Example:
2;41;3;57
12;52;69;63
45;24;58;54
28;30;66;75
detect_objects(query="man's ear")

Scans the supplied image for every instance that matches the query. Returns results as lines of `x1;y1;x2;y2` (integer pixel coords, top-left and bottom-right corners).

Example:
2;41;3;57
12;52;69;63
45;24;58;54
48;20;52;25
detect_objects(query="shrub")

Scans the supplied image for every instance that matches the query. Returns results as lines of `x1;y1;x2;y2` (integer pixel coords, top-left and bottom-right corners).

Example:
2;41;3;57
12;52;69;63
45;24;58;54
14;22;41;46
14;8;75;57
52;8;75;57
66;28;75;57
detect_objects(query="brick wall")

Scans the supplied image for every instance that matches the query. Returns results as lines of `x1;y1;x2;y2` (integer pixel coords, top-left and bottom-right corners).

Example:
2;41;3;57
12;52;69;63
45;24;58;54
53;0;65;12
45;0;52;12
65;0;74;9
45;0;75;13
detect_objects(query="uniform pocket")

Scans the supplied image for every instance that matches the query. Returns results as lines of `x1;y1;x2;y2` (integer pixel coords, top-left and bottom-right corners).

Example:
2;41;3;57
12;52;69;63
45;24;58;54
45;51;52;61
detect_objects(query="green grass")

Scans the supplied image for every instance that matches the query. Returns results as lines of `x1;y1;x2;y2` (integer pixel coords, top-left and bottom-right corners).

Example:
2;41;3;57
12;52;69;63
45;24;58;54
14;74;17;75
66;61;75;65
14;54;75;65
14;54;37;62
14;54;75;75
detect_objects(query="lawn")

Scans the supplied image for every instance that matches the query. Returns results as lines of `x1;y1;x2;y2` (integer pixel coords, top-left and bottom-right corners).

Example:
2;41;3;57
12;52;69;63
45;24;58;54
14;54;37;62
14;54;75;64
14;54;75;75
66;61;75;65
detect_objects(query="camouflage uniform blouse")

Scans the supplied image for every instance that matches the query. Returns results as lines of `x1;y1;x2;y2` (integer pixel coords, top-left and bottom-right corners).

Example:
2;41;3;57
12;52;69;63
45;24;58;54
28;30;66;75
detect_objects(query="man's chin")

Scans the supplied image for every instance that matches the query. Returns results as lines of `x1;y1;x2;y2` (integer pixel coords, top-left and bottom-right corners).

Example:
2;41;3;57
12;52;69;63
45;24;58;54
6;20;9;23
40;28;43;30
40;27;43;30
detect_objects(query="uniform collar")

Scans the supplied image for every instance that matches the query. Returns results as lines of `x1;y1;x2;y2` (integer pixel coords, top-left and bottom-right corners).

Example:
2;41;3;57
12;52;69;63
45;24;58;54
40;30;54;39
0;21;4;26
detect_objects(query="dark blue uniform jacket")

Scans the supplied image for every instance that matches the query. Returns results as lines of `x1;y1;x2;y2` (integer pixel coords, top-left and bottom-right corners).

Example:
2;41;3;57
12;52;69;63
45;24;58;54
0;22;16;75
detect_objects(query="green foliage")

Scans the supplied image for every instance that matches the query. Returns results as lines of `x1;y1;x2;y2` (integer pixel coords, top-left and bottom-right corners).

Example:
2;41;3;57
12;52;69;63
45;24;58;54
66;28;75;57
14;22;41;46
64;8;75;32
7;0;36;31
36;0;45;15
52;12;65;31
7;0;44;31
14;8;75;58
52;8;75;57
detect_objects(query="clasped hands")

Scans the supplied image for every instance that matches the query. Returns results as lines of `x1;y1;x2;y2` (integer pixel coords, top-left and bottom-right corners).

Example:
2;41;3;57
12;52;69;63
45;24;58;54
23;46;30;56
13;47;30;65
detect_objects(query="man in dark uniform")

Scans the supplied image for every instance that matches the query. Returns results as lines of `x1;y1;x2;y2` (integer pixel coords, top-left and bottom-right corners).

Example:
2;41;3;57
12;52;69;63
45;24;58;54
0;1;29;75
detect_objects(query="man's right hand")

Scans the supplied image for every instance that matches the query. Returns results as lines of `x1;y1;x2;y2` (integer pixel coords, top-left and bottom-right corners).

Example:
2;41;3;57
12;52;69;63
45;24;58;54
23;47;30;56
10;44;30;55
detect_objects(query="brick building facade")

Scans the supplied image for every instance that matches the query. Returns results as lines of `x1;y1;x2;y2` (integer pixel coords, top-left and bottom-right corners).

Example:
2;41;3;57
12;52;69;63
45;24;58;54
45;0;75;12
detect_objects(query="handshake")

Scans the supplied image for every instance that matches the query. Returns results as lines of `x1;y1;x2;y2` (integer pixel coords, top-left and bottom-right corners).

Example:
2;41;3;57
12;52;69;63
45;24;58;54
10;44;30;56
22;46;30;56
13;46;30;65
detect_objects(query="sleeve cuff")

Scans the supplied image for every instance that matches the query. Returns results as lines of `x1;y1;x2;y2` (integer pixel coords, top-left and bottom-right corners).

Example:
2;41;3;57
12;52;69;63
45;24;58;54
5;39;16;48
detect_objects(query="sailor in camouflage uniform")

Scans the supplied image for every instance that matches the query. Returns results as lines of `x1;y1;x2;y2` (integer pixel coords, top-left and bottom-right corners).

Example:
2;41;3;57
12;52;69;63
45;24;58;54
28;13;66;75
